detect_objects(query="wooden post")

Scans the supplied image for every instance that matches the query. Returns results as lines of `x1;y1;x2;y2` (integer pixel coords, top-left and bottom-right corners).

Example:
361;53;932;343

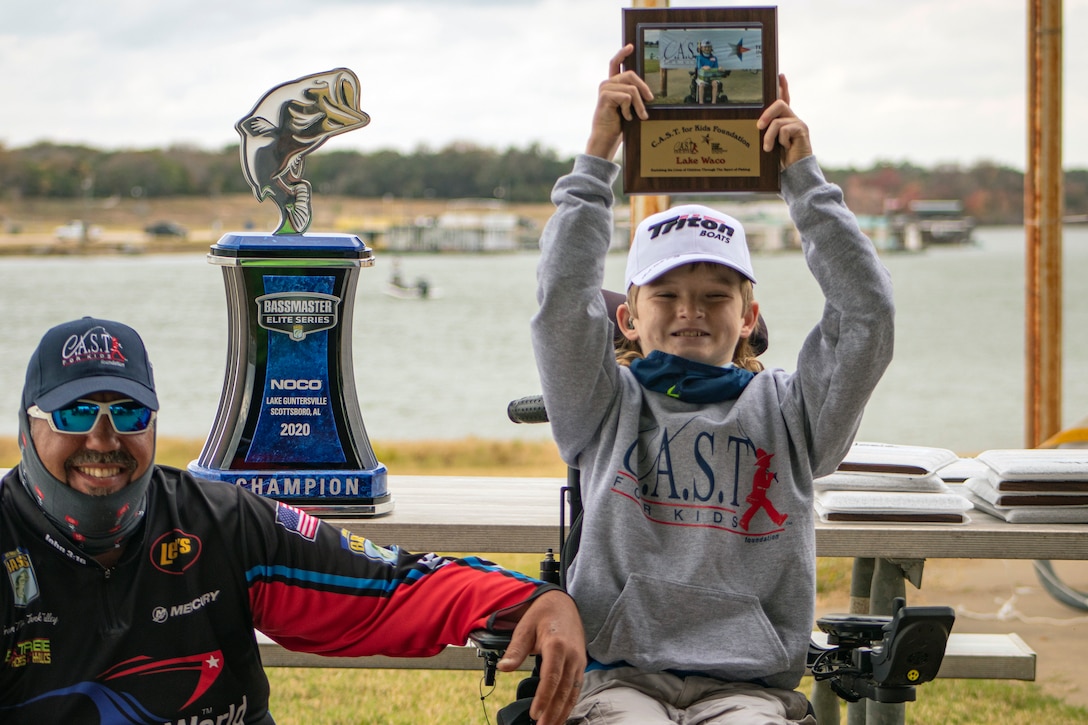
1025;0;1063;447
630;0;671;241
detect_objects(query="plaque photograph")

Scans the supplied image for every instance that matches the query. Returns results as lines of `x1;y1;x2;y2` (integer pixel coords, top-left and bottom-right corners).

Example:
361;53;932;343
622;7;779;195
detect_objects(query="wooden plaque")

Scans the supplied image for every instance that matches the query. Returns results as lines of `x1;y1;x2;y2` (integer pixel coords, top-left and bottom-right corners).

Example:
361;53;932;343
622;7;780;195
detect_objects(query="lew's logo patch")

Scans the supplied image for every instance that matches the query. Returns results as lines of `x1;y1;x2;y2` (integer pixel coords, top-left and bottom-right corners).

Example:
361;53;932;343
150;530;202;574
4;548;40;607
256;292;339;341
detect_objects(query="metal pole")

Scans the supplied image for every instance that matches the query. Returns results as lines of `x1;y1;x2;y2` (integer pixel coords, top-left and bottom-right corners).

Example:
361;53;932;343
1025;0;1064;447
845;558;875;725
863;559;908;725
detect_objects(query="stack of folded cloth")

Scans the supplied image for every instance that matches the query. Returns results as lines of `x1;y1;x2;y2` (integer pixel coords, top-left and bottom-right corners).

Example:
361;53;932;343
813;441;974;523
960;449;1088;523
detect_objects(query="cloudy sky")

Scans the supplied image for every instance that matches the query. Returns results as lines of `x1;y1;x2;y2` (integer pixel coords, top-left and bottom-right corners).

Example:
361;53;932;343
3;0;1086;170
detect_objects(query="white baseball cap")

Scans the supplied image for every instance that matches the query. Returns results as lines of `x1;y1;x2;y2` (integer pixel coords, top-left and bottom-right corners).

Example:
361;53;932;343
624;204;755;289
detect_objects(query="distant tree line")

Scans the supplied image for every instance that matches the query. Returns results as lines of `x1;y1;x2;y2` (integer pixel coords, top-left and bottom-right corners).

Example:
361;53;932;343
824;163;1088;225
1;141;1085;225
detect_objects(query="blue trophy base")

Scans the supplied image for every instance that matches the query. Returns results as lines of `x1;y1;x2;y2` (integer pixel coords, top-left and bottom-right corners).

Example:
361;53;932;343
187;463;393;517
194;229;392;517
210;231;374;259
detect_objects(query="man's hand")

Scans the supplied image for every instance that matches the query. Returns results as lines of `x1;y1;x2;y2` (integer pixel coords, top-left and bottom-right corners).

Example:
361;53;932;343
757;74;813;169
498;590;586;725
586;44;654;161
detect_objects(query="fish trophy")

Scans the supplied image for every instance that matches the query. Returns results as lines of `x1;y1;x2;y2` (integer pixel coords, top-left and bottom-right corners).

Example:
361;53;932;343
236;68;370;234
189;69;392;516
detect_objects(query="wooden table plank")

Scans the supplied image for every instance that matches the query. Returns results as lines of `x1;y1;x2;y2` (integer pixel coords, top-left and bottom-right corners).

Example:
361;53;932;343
323;476;1088;560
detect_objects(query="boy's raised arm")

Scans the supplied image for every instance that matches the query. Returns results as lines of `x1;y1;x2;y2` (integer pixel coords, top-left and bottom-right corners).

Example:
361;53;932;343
757;74;813;169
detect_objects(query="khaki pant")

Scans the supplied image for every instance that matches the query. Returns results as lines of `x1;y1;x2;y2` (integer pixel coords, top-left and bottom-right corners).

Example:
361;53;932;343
567;667;816;725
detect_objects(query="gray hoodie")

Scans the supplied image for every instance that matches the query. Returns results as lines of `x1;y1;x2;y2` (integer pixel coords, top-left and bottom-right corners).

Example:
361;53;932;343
531;154;895;689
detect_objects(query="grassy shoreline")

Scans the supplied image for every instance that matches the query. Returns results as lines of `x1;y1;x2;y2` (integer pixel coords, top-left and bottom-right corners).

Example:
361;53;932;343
1;435;570;477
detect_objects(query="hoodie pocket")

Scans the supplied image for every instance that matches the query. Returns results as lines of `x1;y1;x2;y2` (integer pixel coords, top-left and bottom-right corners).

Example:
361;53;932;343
587;572;791;681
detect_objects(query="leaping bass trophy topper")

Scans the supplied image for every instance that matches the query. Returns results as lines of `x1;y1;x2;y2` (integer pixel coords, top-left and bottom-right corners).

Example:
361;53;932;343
237;68;370;235
189;68;393;517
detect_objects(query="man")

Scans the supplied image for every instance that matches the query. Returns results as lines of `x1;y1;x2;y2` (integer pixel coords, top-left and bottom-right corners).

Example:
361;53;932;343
0;317;584;724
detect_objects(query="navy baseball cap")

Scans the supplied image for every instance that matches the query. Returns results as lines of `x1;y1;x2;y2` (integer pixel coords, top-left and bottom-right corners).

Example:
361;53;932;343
22;317;159;412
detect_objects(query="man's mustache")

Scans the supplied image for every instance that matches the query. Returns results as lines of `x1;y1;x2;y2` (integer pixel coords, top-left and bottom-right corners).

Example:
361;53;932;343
67;449;138;470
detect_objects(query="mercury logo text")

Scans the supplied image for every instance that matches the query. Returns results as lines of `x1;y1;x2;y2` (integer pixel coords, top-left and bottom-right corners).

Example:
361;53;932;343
152;590;221;623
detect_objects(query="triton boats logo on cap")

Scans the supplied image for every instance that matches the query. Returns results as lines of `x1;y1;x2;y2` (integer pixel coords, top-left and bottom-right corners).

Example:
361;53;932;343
625;204;756;290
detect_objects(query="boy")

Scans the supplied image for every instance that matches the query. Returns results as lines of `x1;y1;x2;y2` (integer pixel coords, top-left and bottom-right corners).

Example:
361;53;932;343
530;46;894;723
694;39;727;104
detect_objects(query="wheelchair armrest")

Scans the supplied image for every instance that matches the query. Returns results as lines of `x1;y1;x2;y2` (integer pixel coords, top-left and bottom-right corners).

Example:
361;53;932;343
817;612;894;648
470;628;513;652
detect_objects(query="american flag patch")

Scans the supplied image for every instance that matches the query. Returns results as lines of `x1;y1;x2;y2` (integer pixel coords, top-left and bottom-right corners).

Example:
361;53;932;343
275;503;320;541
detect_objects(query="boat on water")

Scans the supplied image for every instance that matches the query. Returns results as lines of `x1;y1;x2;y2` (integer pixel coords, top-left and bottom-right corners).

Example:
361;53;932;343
383;279;438;300
383;262;437;299
383;259;437;299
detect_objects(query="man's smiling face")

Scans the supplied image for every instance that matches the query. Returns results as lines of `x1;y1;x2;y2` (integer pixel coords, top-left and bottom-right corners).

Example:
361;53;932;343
29;391;154;496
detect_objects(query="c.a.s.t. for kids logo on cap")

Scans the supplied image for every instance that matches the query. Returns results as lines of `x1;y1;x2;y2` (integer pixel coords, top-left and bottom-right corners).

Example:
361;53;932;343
256;292;339;341
61;325;128;368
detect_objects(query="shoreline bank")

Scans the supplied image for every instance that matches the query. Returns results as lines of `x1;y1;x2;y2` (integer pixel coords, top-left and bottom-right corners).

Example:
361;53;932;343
0;435;567;478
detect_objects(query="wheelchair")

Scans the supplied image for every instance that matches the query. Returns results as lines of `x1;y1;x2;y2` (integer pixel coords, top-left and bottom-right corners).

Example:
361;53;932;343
470;291;954;724
685;68;731;105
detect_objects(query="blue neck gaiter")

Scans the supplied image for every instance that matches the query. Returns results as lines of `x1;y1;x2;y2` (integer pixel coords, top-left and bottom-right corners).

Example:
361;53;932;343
630;350;755;403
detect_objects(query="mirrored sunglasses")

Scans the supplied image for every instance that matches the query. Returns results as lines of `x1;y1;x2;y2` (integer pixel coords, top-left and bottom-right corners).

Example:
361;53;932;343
27;399;156;435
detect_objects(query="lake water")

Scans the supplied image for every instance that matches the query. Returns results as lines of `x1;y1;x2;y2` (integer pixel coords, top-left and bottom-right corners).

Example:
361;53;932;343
1;226;1086;454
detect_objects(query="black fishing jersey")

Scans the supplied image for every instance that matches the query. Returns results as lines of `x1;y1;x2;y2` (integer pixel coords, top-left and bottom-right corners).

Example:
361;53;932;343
0;465;550;723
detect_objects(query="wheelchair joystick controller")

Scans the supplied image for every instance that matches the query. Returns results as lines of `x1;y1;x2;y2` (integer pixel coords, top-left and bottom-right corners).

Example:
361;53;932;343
470;549;562;688
810;597;955;703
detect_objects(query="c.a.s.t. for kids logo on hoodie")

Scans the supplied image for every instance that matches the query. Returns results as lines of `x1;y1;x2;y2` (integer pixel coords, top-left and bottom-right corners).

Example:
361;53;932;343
610;429;789;538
